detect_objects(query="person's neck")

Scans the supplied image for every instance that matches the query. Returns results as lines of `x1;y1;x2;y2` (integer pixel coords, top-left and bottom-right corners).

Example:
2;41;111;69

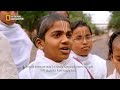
74;52;89;62
44;55;67;63
0;20;14;26
80;55;88;57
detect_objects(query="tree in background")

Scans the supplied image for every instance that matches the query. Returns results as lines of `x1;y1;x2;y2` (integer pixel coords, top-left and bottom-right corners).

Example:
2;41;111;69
17;11;98;39
17;11;47;32
108;11;120;30
69;11;97;34
17;11;47;40
18;11;96;31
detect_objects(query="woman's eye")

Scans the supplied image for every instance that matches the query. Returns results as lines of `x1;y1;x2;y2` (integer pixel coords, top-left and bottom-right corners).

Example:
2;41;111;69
76;37;82;40
53;33;61;38
86;36;92;39
67;33;72;38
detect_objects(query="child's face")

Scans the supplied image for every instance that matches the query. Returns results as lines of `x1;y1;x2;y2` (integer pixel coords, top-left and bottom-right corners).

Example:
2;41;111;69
39;20;72;62
72;26;92;56
112;42;120;74
0;11;18;25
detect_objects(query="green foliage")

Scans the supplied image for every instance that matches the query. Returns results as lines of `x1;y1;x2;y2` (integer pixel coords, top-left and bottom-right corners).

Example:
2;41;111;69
17;11;47;31
108;11;120;30
69;11;97;33
17;11;96;33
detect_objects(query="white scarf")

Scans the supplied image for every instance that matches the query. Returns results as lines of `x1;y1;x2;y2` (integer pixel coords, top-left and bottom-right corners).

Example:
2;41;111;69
0;21;33;72
35;49;44;60
70;51;107;79
19;55;91;79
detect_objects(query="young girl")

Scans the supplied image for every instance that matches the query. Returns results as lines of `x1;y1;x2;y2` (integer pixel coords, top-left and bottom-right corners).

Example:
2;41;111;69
0;11;33;72
19;14;91;79
70;20;107;79
107;31;120;79
35;11;69;60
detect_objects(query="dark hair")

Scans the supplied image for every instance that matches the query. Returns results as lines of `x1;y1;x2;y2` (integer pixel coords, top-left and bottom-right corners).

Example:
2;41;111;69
108;30;120;60
33;13;70;48
48;11;69;19
71;20;92;35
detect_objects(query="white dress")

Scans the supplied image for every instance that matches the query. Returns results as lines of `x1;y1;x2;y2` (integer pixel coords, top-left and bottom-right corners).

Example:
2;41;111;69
0;32;18;79
0;21;33;72
19;55;91;79
70;51;107;79
107;69;120;79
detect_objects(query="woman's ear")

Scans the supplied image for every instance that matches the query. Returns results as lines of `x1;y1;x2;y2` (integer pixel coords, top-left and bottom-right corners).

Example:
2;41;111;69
35;38;44;50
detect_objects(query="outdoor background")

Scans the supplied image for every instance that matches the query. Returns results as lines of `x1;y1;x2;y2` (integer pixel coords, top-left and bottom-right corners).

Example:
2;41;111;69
17;11;120;76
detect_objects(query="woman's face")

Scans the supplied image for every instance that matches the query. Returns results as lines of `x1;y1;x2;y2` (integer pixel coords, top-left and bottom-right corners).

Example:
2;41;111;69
37;20;72;62
112;38;120;74
71;26;92;56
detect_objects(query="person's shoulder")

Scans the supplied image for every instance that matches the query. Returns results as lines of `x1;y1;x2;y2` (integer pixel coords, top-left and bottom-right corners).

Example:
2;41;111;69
90;54;107;69
106;74;114;79
14;23;25;31
19;60;36;79
19;67;30;79
71;57;83;67
14;23;22;27
90;54;106;62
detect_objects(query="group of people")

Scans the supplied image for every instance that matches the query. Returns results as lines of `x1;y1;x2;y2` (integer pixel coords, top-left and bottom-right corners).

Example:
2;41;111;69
0;11;120;79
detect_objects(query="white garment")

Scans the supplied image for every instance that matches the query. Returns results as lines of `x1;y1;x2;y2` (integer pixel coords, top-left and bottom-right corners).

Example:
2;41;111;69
70;51;107;79
107;69;120;79
0;32;18;79
0;21;33;72
35;49;44;60
19;55;91;79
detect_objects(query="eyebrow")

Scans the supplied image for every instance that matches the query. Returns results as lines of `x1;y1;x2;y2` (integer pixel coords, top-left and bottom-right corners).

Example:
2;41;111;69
51;31;64;34
51;30;71;33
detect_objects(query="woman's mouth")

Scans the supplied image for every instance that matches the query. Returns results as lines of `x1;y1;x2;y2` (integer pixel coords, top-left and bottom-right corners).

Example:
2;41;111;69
82;46;90;50
60;47;70;54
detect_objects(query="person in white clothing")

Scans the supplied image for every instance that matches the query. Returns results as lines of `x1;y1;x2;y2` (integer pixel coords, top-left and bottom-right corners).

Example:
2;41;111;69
35;11;69;60
70;20;107;79
19;14;91;79
0;11;33;72
0;32;18;79
107;31;120;79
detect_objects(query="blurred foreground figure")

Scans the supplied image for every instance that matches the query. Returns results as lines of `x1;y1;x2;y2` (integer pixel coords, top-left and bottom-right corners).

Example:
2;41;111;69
0;32;18;79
